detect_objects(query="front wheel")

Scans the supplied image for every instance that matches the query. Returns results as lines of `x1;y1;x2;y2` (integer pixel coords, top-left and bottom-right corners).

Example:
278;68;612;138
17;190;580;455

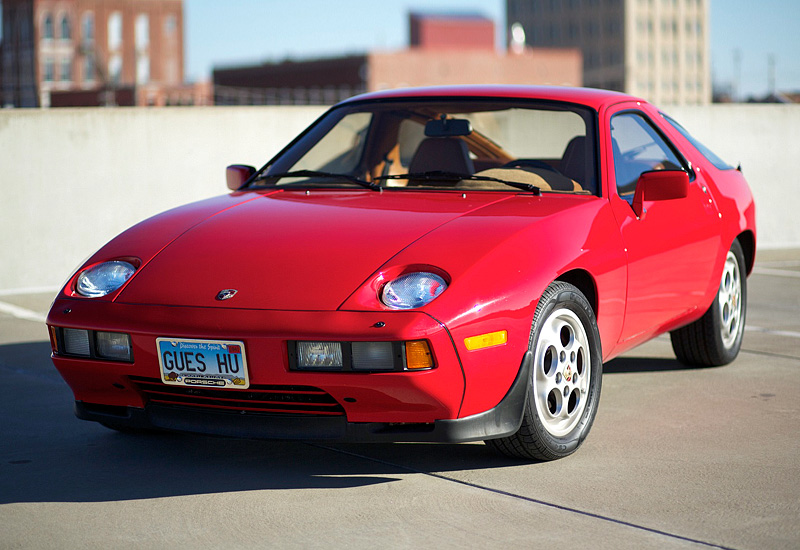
487;282;602;461
670;240;747;367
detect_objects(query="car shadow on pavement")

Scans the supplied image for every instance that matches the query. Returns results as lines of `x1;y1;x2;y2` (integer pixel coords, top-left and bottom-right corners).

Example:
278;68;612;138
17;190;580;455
0;341;526;505
604;356;718;373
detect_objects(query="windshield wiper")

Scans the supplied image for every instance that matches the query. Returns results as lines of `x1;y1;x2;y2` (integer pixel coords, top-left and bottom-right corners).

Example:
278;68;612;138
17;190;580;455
375;171;541;195
253;170;379;191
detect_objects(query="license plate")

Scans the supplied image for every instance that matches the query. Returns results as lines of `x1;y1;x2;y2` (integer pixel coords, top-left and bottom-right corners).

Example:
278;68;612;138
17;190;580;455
157;338;249;389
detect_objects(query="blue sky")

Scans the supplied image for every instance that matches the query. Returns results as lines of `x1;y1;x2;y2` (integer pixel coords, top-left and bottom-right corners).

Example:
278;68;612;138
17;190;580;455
184;0;800;99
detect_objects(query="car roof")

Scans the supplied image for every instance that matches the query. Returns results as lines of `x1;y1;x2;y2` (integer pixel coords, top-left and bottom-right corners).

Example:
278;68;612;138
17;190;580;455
341;85;642;112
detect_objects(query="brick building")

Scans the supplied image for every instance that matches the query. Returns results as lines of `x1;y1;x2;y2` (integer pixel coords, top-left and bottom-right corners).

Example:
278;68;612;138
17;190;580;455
213;12;582;106
1;0;208;107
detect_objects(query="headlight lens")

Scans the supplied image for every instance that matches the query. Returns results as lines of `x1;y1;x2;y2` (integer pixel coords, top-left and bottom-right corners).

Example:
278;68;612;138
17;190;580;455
76;261;136;297
381;272;447;310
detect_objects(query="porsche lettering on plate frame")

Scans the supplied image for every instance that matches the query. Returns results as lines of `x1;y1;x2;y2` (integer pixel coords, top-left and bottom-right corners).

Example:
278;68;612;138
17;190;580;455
47;85;756;461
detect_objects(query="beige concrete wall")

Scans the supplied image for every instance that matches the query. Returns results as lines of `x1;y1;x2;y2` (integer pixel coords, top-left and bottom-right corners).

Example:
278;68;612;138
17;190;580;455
668;104;800;250
0;103;797;293
0;106;326;292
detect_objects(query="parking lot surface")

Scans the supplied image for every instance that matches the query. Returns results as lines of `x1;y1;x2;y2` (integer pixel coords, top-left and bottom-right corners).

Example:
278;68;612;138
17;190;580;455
1;250;798;550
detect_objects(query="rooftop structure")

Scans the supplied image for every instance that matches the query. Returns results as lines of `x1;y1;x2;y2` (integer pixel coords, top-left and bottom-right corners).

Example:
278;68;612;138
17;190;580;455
214;12;582;106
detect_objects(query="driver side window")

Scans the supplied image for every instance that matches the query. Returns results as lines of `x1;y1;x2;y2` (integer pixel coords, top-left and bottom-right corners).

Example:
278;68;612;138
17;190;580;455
611;112;686;198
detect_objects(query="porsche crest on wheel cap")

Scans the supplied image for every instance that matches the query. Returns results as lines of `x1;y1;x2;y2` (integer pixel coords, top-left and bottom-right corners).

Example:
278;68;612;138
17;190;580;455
215;289;238;301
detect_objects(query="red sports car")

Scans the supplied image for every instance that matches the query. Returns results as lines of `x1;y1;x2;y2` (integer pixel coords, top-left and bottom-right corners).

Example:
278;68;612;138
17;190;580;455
47;86;756;460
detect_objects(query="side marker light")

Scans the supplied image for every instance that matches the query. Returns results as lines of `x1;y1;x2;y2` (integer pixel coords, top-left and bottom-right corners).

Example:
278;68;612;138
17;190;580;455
464;330;508;351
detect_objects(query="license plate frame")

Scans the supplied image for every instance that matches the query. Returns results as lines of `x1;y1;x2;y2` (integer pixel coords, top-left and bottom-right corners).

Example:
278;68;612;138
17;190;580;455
156;337;249;389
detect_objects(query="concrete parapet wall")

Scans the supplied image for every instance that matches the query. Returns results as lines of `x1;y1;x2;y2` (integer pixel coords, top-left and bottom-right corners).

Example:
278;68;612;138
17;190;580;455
0;106;326;293
1;104;798;293
668;104;800;250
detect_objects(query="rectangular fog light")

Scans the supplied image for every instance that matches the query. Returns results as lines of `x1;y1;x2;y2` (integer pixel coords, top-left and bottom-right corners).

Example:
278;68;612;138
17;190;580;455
63;328;91;357
297;342;343;370
351;342;394;371
96;331;133;362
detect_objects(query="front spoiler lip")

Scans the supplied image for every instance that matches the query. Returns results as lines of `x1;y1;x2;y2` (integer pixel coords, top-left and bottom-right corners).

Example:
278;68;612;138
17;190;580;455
76;351;532;443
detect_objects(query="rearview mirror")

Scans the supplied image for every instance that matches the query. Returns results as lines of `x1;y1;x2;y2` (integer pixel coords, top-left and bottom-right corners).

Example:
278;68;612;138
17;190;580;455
425;118;473;137
226;164;256;191
632;170;689;219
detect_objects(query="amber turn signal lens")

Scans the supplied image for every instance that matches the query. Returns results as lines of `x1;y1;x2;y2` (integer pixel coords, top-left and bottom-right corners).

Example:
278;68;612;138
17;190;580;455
405;340;434;370
464;330;508;351
48;326;58;353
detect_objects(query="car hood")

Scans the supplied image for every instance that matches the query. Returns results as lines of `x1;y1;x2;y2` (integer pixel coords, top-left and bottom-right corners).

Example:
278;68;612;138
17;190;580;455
115;190;514;310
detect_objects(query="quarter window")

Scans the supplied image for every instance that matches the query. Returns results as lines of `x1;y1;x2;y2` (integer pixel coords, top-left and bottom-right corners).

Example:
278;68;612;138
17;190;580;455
661;113;732;170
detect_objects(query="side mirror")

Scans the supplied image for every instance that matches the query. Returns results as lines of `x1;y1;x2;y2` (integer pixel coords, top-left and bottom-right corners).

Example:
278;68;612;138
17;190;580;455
226;164;256;191
632;170;689;219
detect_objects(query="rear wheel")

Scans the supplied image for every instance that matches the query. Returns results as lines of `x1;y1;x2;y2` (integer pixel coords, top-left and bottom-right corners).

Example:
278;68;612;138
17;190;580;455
487;282;602;461
670;240;746;366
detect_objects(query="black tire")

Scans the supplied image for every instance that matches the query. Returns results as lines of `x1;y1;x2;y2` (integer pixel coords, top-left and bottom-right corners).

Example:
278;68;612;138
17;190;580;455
487;282;602;461
670;240;746;367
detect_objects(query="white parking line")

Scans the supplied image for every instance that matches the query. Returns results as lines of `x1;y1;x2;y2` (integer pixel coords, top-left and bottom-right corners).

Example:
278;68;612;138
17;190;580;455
0;286;59;297
0;301;48;324
752;267;800;279
746;325;800;339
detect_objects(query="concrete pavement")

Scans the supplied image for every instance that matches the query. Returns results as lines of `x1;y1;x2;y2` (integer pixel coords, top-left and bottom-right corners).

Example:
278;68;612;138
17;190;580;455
1;250;798;549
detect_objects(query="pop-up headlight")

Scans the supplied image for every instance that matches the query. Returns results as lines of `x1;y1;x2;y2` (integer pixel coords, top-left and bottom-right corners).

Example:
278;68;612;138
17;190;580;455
381;272;447;310
76;261;136;297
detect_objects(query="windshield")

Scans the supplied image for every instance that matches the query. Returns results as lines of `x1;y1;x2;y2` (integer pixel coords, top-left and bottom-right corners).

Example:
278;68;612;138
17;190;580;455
254;98;598;195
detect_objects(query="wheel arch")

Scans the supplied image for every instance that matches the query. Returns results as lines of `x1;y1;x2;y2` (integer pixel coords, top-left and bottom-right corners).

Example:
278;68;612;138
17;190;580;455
556;269;598;317
736;230;756;276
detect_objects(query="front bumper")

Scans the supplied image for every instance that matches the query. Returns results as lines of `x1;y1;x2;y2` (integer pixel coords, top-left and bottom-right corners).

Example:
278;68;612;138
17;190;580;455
48;298;520;430
76;351;531;443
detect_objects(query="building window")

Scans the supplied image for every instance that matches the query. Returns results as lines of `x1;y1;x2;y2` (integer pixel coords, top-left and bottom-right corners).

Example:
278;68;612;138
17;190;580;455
135;14;150;48
61;58;72;81
44;58;55;81
164;14;177;36
135;14;150;84
82;12;94;44
43;14;54;39
84;55;95;82
137;56;150;84
109;54;122;84
60;15;71;40
108;12;122;50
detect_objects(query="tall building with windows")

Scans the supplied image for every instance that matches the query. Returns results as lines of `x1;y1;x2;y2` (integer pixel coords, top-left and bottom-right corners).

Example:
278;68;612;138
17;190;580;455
1;0;203;107
505;0;710;105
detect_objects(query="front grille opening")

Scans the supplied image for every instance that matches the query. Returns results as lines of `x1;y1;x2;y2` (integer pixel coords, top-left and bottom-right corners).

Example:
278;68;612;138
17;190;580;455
128;376;345;416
